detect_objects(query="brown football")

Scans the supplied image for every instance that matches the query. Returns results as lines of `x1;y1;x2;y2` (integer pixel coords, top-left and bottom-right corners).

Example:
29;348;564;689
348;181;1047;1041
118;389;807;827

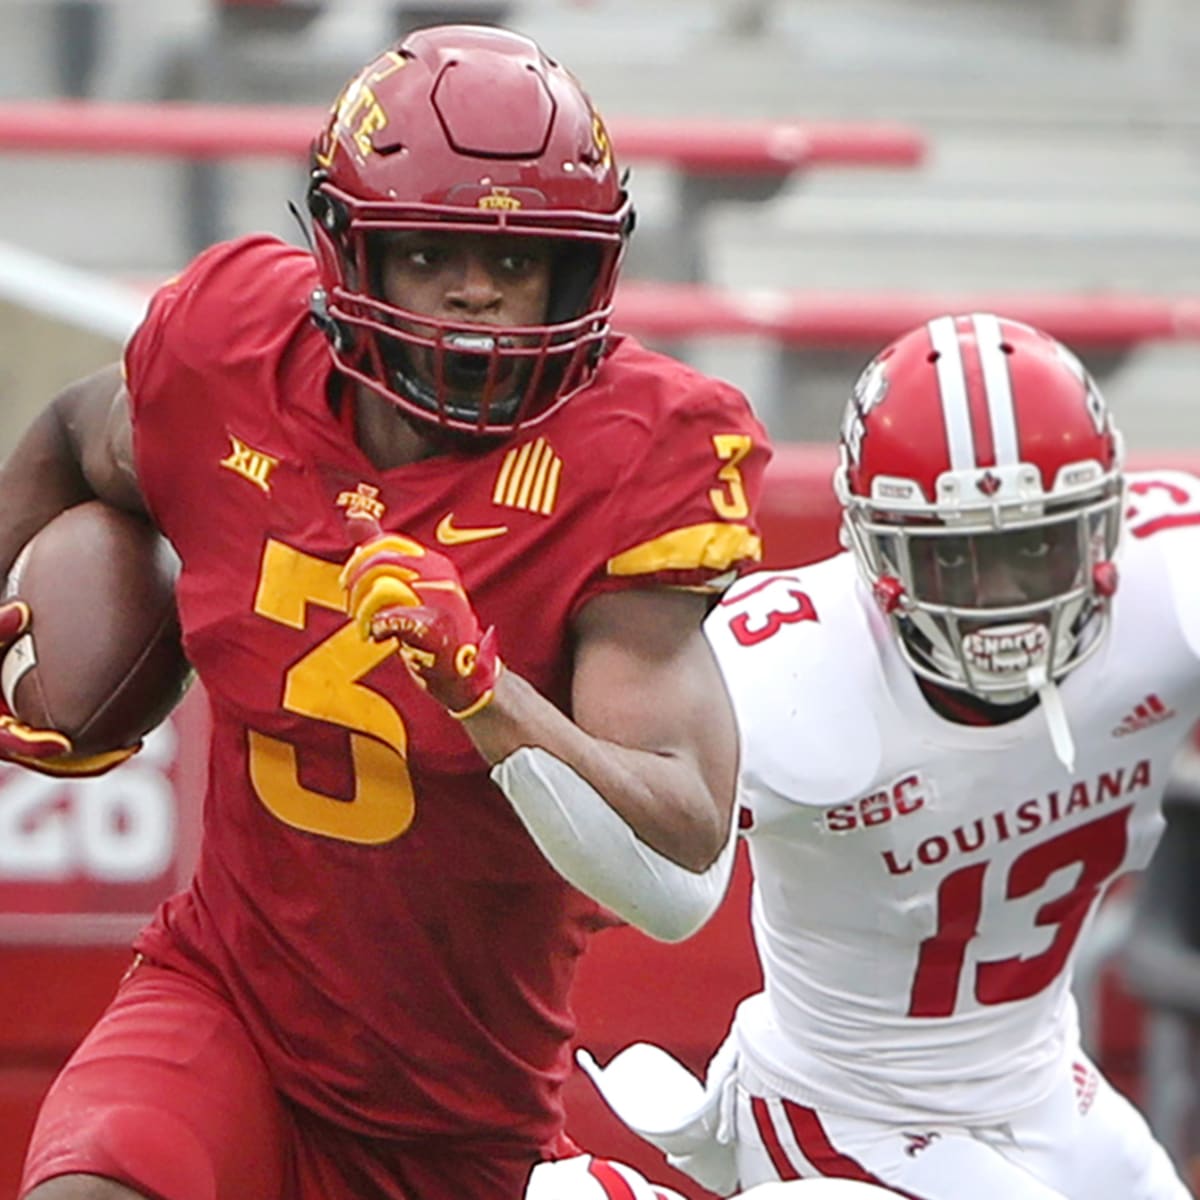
1;501;192;757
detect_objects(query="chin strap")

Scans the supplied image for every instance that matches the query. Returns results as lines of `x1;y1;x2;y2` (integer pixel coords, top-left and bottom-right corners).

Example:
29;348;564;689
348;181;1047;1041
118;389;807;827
1028;665;1075;773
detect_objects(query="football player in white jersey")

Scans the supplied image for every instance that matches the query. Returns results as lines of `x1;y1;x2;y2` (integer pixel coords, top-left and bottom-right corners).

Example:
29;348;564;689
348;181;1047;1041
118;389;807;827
582;314;1195;1200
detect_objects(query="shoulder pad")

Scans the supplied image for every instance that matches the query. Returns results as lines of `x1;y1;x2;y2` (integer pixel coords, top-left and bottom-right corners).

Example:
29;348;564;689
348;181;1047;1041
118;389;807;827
706;556;884;807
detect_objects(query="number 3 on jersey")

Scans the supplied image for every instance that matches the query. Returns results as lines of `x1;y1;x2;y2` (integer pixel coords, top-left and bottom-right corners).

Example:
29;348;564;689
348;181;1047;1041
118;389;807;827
709;433;753;519
720;573;819;647
1126;472;1200;539
249;539;415;845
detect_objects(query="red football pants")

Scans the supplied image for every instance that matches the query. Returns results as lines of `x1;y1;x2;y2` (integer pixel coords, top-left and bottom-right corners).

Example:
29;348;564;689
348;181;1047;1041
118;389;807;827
21;960;545;1200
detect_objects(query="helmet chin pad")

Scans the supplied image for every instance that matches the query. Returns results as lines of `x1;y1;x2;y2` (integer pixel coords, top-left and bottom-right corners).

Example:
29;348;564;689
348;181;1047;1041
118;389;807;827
385;336;529;428
962;620;1050;678
898;598;1103;704
367;319;578;430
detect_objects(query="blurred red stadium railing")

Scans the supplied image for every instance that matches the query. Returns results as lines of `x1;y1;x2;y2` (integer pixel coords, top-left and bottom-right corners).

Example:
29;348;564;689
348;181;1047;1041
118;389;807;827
0;99;927;277
115;270;1200;351
0;99;926;170
614;281;1200;415
614;282;1200;347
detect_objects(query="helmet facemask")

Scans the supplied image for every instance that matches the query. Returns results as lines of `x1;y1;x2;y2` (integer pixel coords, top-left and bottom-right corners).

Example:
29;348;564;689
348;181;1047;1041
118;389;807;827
310;189;629;435
839;457;1124;704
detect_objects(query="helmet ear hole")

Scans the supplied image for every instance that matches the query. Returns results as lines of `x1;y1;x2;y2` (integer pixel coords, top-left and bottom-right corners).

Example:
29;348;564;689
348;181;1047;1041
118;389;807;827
307;177;349;236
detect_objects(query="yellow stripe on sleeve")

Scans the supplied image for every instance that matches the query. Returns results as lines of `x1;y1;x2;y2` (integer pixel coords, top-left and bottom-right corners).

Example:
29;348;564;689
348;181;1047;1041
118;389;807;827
606;523;762;577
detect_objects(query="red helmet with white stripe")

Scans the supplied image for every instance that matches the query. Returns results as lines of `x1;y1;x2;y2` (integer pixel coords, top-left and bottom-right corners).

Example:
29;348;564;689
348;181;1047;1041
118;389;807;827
835;313;1124;702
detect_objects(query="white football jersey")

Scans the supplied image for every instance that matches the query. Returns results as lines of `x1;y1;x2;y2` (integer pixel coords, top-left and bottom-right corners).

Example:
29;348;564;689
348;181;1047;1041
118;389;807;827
704;469;1200;1125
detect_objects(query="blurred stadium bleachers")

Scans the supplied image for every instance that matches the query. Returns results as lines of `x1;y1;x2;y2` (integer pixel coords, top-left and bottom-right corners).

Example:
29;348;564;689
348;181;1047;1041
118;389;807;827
3;0;1200;445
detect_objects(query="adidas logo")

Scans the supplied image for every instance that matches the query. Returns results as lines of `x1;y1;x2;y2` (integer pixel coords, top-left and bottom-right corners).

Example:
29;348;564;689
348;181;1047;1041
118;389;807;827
1112;693;1176;737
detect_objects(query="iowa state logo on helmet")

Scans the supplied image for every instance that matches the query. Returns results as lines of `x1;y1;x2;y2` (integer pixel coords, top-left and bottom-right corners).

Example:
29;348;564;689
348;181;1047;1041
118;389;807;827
312;50;407;168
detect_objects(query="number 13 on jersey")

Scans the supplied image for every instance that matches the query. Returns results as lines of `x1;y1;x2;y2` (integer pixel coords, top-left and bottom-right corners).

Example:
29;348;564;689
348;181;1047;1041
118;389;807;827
908;805;1132;1017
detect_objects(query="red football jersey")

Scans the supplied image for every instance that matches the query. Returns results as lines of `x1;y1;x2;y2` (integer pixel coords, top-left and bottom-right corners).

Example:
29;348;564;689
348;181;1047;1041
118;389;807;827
123;235;770;1149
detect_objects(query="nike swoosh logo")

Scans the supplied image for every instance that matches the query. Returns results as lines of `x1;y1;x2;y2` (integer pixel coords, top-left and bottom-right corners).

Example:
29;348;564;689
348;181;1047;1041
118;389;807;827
435;514;510;545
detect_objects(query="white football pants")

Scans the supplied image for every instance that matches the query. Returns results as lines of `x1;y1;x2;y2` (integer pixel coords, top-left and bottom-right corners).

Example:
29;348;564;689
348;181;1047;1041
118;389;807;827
733;1054;1191;1200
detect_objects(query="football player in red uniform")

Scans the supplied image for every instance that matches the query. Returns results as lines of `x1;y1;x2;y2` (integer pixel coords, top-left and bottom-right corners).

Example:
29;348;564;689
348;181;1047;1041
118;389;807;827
1;25;770;1200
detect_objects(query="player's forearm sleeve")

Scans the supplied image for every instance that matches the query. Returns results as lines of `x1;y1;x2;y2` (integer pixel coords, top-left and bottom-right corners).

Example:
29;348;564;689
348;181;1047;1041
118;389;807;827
490;746;736;942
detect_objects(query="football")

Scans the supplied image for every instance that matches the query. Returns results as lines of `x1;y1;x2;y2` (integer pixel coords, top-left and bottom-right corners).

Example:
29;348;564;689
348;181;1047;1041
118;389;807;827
1;501;191;757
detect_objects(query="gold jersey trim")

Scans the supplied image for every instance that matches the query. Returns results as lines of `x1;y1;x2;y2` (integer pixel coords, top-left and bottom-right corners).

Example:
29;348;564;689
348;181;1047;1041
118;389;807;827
492;437;561;515
607;523;762;577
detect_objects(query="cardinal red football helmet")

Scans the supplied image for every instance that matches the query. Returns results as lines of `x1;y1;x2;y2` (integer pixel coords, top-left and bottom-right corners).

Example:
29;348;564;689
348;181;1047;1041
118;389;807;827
835;313;1124;701
307;24;633;435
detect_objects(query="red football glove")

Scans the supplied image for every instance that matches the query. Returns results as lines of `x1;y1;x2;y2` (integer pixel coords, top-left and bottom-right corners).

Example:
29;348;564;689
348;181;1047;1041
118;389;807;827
0;600;139;777
339;531;501;719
